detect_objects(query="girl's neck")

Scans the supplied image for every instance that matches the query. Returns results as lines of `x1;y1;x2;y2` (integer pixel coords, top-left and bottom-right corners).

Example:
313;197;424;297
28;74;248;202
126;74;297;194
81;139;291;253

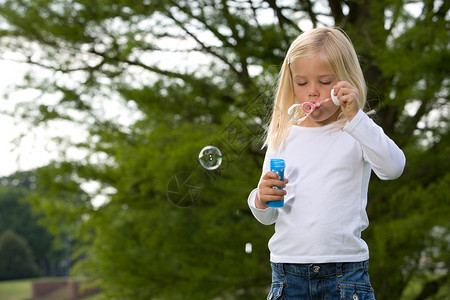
298;110;340;127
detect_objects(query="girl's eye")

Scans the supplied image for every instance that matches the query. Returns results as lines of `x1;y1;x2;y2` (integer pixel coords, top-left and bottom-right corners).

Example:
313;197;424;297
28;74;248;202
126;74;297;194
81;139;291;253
296;82;307;86
320;81;332;85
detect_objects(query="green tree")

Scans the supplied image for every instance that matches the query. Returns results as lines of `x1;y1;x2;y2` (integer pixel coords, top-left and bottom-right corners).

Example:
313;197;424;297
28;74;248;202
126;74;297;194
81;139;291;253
0;173;59;276
0;229;40;280
0;0;448;299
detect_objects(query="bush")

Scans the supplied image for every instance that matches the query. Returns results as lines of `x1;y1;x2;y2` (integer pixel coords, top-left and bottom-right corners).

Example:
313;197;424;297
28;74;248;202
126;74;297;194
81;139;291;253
0;230;40;280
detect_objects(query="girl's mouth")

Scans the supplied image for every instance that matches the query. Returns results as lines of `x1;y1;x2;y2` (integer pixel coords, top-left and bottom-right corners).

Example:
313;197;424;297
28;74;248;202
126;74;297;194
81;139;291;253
288;89;340;123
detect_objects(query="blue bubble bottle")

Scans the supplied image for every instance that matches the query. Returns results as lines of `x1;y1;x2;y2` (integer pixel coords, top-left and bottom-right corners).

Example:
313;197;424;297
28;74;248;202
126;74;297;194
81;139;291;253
267;159;285;208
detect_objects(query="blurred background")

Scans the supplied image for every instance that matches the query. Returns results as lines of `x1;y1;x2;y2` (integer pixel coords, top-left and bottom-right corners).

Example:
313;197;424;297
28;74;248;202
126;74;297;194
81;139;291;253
0;0;448;299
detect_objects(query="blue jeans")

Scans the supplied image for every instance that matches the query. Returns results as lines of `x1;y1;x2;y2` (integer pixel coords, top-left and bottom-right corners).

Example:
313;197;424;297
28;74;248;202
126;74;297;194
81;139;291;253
267;260;375;300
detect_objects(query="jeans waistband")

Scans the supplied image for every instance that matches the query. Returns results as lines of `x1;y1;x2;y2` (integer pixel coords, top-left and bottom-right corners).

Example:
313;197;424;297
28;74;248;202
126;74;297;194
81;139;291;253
271;260;369;277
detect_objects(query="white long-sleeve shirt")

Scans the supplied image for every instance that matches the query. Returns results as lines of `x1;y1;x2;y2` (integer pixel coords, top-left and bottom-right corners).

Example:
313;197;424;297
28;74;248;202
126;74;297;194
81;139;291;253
248;110;405;263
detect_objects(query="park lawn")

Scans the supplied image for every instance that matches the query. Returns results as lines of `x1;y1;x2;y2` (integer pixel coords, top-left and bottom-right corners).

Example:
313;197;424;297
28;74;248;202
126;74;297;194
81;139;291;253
0;278;31;300
0;278;103;300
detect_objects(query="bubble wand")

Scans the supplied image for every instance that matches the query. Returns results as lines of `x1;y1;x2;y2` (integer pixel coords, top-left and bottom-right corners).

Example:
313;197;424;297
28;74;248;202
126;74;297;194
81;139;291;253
288;89;340;124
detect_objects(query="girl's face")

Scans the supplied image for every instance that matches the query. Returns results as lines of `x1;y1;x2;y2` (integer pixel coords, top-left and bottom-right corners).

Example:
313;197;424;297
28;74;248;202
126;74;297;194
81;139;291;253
290;55;340;127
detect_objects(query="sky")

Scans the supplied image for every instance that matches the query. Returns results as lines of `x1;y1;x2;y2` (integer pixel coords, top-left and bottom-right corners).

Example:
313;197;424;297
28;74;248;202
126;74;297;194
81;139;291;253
0;59;42;177
0;56;142;181
0;58;90;177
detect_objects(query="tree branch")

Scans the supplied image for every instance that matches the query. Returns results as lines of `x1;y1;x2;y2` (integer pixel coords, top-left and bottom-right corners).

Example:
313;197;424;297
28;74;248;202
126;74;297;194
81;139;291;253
299;0;318;27
168;0;234;48
435;0;450;18
264;0;300;38
403;98;430;141
220;0;252;86
164;3;242;78
328;0;344;24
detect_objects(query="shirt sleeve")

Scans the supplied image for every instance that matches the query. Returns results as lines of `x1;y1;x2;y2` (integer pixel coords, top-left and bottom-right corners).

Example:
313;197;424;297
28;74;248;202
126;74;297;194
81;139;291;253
344;109;406;180
247;149;279;225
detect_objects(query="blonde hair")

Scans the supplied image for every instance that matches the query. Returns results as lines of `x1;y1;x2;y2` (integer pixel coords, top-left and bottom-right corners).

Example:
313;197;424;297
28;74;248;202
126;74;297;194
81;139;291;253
263;27;367;151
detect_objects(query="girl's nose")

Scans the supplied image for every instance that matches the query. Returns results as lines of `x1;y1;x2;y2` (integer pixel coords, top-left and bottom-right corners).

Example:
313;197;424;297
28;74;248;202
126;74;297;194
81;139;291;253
308;84;319;97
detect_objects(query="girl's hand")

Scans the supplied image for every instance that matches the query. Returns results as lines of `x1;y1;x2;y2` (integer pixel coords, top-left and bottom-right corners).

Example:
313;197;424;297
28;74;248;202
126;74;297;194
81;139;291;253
333;81;360;121
256;171;289;209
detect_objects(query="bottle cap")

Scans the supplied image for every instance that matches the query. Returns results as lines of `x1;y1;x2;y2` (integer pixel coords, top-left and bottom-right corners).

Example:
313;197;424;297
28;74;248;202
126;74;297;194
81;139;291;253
331;89;340;106
270;158;285;167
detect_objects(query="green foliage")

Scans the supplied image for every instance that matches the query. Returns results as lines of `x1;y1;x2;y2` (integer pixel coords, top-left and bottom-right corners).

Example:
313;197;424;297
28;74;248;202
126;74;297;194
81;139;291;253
0;230;40;280
0;175;60;276
0;0;448;299
45;119;270;299
366;131;450;298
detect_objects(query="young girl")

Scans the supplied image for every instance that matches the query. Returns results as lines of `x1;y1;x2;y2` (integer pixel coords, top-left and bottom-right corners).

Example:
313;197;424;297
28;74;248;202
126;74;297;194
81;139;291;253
247;27;405;300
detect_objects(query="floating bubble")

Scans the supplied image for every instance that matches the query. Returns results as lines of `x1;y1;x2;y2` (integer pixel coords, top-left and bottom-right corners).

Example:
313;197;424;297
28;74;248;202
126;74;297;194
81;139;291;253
245;242;252;254
198;146;222;170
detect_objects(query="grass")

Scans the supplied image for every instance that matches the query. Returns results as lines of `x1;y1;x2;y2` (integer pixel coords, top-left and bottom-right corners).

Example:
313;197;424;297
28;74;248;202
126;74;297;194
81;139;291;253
0;278;103;300
0;278;31;300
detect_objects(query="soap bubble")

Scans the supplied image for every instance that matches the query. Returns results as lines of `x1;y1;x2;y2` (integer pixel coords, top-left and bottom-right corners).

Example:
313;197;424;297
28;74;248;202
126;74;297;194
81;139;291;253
245;243;252;254
198;146;222;170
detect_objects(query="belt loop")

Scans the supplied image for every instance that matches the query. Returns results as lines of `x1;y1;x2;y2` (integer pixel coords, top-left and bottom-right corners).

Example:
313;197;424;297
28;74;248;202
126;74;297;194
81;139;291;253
336;262;343;277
